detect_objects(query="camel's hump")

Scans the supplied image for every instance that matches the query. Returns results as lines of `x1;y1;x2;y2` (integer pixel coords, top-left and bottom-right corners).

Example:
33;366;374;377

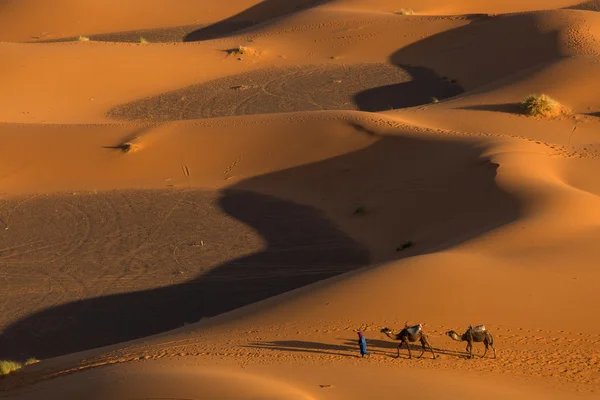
406;324;422;336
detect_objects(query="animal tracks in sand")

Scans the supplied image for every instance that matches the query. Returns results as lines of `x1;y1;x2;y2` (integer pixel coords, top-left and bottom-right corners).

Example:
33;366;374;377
6;323;597;394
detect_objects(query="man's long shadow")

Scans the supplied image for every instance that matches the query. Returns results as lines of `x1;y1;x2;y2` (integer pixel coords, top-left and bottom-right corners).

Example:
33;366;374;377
0;131;521;360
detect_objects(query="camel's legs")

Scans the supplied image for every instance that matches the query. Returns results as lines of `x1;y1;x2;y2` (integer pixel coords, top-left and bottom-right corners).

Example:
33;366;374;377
418;338;426;358
482;341;488;358
466;341;473;359
396;342;402;358
488;334;497;359
421;336;436;359
400;341;412;359
490;340;497;359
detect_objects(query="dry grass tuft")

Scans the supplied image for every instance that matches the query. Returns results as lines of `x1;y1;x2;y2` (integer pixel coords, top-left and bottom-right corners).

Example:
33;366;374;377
24;358;40;366
236;45;258;56
521;94;564;117
104;137;142;153
139;37;149;44
0;357;40;376
397;9;415;15
116;142;141;153
0;360;22;376
78;36;90;42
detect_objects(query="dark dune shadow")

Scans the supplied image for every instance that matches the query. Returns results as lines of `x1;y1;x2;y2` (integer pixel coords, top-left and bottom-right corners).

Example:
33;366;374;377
0;191;368;360
564;1;600;11
586;112;600;117
457;103;522;115
184;0;332;42
389;13;562;91
0;131;522;361
107;63;463;121
32;0;332;44
353;13;563;112
353;65;464;112
106;63;415;121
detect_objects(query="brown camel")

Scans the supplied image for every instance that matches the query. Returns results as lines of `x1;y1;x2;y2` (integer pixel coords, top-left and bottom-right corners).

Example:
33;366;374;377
446;325;496;359
380;324;436;359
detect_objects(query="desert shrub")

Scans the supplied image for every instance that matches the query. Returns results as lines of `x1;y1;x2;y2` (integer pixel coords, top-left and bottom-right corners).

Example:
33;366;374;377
237;45;256;55
0;360;22;376
521;94;562;117
24;358;40;366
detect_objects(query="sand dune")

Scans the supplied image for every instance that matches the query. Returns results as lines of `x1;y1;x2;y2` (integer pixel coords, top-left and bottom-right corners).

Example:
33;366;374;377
1;0;599;399
0;0;261;42
9;362;587;400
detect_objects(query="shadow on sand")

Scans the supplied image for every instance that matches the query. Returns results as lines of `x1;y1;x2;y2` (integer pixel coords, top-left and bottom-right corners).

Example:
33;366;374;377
184;0;332;42
0;129;521;360
564;1;600;11
457;103;523;115
107;63;460;121
353;65;463;112
246;337;466;359
351;12;564;112
34;0;332;44
388;13;562;90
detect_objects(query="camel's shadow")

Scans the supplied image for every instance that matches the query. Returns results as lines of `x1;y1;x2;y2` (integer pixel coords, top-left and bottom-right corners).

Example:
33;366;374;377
245;337;466;359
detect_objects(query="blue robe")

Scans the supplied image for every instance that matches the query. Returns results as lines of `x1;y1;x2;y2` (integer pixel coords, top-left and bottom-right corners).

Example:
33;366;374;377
359;335;369;356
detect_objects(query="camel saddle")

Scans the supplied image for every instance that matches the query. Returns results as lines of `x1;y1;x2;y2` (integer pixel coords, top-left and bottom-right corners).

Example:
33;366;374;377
469;325;486;333
405;324;422;336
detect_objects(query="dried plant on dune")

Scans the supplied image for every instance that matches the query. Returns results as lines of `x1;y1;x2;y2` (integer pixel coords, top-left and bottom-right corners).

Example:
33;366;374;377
236;45;258;56
112;141;141;153
397;9;415;15
0;360;23;376
25;358;40;366
520;94;563;117
0;357;39;376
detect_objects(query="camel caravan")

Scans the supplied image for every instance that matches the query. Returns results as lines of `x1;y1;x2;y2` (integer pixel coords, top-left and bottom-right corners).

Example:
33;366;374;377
377;323;497;360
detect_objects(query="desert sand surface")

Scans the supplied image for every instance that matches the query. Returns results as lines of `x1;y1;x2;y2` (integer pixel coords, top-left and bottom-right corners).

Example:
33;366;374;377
1;0;600;399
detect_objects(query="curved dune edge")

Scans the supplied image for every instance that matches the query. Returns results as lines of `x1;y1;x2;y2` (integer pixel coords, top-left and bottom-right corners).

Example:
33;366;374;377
7;366;315;400
6;362;581;400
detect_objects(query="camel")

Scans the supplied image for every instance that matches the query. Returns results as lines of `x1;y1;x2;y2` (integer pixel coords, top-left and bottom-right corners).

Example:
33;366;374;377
380;324;436;359
446;325;496;359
